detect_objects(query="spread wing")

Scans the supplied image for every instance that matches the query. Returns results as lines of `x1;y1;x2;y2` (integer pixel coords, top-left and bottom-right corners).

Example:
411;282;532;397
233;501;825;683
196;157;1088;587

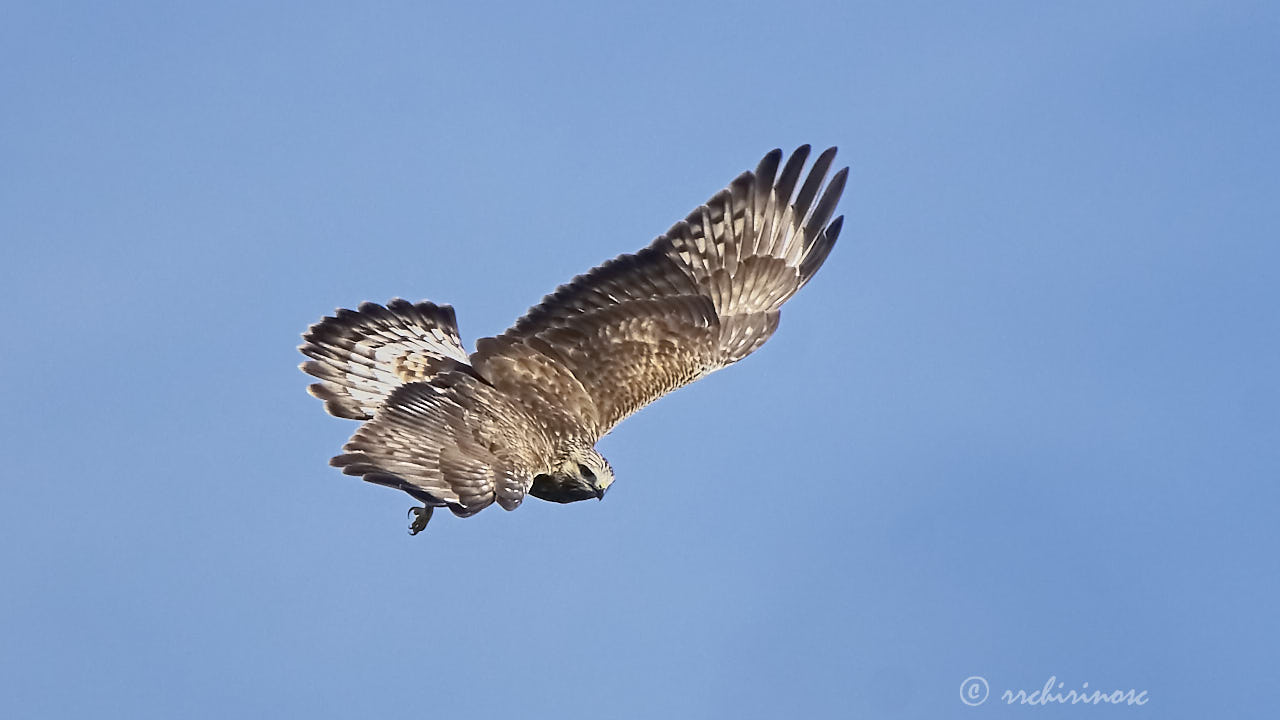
477;145;847;435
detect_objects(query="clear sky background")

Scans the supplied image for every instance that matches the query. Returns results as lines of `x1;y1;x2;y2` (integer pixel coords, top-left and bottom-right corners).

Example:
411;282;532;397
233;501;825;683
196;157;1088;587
2;2;1277;718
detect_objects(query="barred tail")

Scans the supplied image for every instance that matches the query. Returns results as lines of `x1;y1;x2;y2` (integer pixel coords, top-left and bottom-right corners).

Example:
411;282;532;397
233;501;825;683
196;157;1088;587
299;298;470;420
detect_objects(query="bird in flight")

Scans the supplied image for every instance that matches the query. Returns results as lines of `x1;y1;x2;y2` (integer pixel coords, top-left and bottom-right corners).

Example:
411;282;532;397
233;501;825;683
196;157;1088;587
300;146;847;533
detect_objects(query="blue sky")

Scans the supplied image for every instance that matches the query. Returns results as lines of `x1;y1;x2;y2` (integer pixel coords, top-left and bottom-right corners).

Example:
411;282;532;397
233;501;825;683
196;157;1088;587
2;1;1277;718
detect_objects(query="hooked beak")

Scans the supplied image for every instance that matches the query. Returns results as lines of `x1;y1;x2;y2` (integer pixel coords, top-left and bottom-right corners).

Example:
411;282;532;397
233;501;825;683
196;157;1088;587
594;486;606;500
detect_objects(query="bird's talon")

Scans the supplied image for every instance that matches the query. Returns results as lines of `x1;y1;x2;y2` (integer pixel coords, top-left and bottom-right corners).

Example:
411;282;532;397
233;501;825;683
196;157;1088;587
408;505;433;535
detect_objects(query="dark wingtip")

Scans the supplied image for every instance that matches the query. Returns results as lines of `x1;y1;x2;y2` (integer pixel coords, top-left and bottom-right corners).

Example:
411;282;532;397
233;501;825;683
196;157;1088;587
827;214;845;237
798;215;844;288
756;148;783;183
803;165;849;238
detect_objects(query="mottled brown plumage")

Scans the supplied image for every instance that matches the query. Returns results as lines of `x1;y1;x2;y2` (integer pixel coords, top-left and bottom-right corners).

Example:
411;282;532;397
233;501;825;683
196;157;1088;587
300;146;847;532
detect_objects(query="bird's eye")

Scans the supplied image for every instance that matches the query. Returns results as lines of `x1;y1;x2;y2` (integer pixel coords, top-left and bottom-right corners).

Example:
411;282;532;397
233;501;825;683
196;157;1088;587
577;463;595;479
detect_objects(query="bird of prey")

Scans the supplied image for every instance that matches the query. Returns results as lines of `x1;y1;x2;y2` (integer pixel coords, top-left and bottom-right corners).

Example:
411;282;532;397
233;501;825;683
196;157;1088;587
300;145;847;533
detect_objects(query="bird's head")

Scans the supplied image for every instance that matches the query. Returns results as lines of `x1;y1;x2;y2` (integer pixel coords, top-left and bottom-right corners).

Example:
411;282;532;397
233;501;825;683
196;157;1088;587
529;445;614;504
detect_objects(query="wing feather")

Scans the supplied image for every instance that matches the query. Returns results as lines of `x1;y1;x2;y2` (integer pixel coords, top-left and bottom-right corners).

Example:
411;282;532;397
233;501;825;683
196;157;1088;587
484;146;846;436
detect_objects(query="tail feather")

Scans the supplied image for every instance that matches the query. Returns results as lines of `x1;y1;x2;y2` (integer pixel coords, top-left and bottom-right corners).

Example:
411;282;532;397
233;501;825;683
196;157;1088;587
299;298;469;420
